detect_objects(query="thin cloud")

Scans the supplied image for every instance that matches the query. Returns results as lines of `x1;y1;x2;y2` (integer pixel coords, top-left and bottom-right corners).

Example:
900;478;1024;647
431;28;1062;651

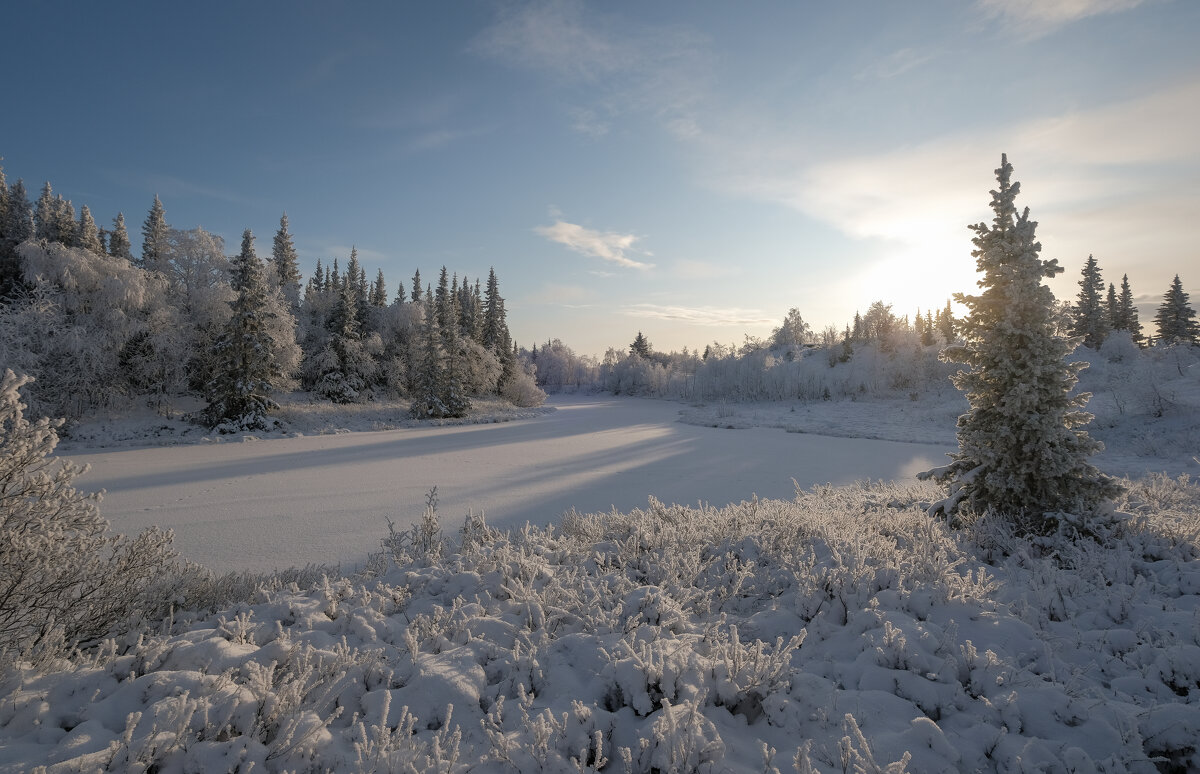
623;304;775;327
855;48;937;80
535;220;655;270
472;0;710;139
977;0;1154;37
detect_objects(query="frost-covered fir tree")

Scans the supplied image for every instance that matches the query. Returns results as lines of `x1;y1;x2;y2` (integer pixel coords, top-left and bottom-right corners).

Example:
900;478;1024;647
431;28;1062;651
1153;274;1198;344
75;205;102;254
108;212;134;261
140;194;170;270
410;289;447;418
1071;254;1109;349
482;267;510;354
437;267;471;417
1115;274;1141;343
630;331;652;358
920;155;1121;532
411;268;422;303
370;268;387;307
271;213;302;307
204;230;286;430
312;267;376;403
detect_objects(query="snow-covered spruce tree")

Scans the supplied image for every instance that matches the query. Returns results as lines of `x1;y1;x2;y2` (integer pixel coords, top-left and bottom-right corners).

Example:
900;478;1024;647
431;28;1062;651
1153;274;1198;345
312;270;376;403
1071;254;1109;349
0;370;178;658
410;289;448;418
1115;273;1142;343
920;155;1121;533
75;205;102;254
271;213;302;308
140;194;170;271
203;230;289;431
438;269;471;417
108;212;134;261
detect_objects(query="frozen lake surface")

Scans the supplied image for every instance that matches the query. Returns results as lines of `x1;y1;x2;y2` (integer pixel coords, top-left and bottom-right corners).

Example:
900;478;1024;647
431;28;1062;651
73;395;953;572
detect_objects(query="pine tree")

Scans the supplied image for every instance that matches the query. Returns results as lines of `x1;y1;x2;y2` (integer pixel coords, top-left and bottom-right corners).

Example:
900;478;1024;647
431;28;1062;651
410;290;447;418
371;268;388;307
920;155;1120;532
140;195;169;270
34;182;55;241
411;268;422;303
630;331;652;358
439;275;471;417
204;230;283;430
1115;274;1141;343
76;205;102;254
922;310;936;346
3;179;33;245
1153;274;1198;344
1071;254;1109;349
108;213;134;261
313;267;375;403
0;163;8;234
51;196;77;245
394;276;407;304
482;267;510;353
272;213;302;307
938;301;955;343
1105;282;1118;332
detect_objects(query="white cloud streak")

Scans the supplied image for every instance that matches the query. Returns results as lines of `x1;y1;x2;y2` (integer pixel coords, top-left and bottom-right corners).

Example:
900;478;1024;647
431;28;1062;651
623;304;776;327
535;220;655;270
976;0;1155;37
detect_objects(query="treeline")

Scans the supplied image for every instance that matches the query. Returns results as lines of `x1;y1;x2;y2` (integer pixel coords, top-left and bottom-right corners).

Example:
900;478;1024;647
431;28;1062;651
529;256;1197;403
0;163;543;428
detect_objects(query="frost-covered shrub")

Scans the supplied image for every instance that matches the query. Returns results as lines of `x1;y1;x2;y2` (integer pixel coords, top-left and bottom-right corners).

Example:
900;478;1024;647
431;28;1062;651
0;371;179;658
501;359;547;407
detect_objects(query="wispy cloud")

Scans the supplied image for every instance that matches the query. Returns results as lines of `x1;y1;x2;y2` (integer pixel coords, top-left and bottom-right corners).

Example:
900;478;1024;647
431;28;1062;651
623;304;775;326
472;0;710;139
405;126;492;153
714;77;1200;271
535;220;655;270
976;0;1155;37
855;48;937;80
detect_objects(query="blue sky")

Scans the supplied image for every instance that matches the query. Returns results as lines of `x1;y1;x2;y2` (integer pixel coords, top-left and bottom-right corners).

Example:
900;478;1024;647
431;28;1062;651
5;0;1198;355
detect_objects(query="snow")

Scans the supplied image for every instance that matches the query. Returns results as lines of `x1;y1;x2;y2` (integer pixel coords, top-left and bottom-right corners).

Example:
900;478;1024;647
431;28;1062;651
3;363;1199;772
72;395;951;573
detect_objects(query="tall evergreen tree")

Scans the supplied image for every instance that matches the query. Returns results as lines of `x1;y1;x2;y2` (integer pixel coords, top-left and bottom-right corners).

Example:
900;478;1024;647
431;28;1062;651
438;273;471;417
3;179;33;245
1153;274;1198;344
1071;254;1109;349
938;301;955;343
482;267;510;353
76;205;102;254
370;268;388;307
1115;274;1141;343
108;213;133;261
410;289;446;418
204;230;283;430
920;155;1120;532
271;213;302;307
51;196;77;245
921;310;936;346
140;195;170;270
411;268;422;303
630;331;652;358
0;163;8;234
1105;282;1118;332
34;183;55;241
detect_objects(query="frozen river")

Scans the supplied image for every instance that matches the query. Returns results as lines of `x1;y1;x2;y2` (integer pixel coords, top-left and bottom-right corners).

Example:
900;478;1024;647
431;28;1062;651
73;395;953;573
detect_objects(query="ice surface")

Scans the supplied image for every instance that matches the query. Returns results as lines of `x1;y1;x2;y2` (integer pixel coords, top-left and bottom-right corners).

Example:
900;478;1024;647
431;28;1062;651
74;395;951;572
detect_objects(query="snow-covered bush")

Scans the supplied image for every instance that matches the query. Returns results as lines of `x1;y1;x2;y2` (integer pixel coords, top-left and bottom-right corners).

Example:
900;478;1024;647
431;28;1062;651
0;370;179;659
2;475;1198;770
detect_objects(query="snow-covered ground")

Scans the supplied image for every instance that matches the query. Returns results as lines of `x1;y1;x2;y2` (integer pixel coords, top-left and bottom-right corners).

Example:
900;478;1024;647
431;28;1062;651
72;395;952;573
4;366;1199;773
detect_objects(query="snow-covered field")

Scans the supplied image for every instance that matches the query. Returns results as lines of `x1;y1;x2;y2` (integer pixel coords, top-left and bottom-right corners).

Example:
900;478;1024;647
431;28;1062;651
3;376;1199;773
70;395;951;573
